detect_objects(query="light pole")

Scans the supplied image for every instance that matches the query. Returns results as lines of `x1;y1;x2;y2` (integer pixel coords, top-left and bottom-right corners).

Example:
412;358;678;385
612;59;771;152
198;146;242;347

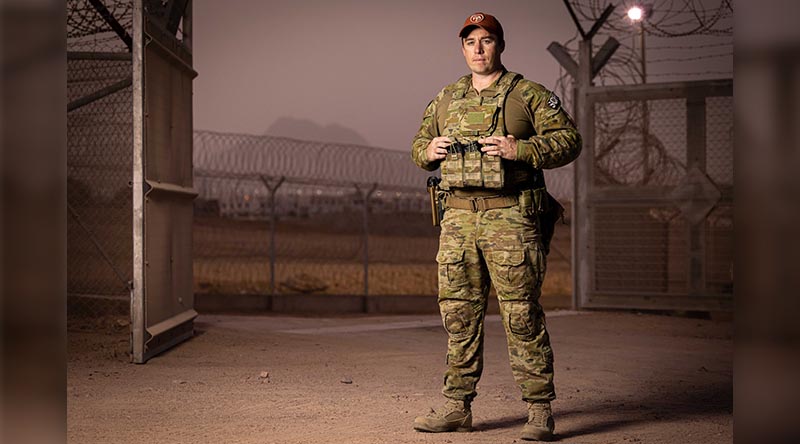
627;5;651;83
628;4;653;183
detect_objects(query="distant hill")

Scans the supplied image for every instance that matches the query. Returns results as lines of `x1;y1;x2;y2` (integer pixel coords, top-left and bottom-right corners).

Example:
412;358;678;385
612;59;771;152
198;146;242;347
266;117;371;147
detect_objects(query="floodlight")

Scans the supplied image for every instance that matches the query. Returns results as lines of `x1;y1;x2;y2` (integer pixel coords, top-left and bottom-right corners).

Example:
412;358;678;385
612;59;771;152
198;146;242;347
627;6;644;21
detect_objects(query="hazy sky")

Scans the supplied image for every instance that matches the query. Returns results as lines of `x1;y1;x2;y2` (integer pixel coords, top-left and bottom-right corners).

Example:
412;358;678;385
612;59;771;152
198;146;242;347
192;0;578;150
191;0;731;151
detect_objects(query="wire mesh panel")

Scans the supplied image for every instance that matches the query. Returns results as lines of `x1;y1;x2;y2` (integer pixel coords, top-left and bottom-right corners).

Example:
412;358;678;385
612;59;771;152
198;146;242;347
67;58;132;296
594;99;687;187
580;80;733;311
593;205;688;295
705;204;733;294
706;96;734;186
703;96;733;297
67;0;134;326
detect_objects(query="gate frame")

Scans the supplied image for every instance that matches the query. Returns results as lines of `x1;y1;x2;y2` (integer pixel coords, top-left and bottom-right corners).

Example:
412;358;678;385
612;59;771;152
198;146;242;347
573;79;733;311
132;0;197;363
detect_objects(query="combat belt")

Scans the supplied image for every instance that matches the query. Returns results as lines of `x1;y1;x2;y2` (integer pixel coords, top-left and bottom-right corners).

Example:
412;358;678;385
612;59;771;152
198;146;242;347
427;172;563;255
445;194;519;212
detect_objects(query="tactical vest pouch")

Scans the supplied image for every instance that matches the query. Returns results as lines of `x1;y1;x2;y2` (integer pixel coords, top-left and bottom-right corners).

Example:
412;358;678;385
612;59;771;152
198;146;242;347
481;155;504;189
438;73;523;190
440;148;464;189
463;142;483;187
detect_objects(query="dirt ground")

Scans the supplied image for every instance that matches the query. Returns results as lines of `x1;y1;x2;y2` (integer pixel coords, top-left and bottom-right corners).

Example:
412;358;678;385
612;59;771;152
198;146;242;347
67;311;732;444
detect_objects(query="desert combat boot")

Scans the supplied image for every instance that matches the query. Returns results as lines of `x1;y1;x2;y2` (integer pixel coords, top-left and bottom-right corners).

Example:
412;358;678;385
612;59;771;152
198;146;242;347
413;399;472;432
521;401;555;441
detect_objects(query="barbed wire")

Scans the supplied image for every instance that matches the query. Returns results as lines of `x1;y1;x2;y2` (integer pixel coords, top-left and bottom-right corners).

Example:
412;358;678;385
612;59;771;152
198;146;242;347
648;41;731;50
568;0;732;37
67;0;185;52
552;1;732;187
193;130;430;190
556;0;733;91
67;0;134;53
646;70;733;77
67;0;133;39
193;130;575;201
648;52;732;63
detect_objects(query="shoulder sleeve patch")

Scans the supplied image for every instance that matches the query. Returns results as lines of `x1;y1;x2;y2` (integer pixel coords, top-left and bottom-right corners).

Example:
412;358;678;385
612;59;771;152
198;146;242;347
547;93;561;110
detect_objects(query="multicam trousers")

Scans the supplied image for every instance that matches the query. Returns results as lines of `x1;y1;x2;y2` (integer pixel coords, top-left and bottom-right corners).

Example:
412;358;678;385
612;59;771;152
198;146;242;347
436;205;555;403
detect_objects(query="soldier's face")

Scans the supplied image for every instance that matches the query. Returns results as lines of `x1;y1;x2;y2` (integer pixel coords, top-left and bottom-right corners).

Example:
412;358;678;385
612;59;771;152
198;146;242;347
461;27;503;75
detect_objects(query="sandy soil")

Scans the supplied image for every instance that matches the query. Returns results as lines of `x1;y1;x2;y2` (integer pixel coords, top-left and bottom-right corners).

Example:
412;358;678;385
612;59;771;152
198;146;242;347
67;311;732;444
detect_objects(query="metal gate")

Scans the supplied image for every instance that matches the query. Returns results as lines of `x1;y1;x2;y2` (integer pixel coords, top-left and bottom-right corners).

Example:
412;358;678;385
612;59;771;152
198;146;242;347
66;0;194;362
131;0;197;363
573;79;733;311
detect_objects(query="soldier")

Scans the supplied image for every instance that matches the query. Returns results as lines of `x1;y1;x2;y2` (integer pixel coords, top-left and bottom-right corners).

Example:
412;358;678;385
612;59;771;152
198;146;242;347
410;12;582;441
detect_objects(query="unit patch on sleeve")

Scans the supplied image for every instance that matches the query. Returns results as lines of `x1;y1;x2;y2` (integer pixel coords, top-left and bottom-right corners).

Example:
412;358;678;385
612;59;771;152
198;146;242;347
547;94;560;110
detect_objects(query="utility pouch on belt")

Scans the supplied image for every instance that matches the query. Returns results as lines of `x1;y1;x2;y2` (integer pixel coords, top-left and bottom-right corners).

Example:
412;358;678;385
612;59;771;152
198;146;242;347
533;188;549;214
440;144;464;189
519;187;564;255
518;189;534;217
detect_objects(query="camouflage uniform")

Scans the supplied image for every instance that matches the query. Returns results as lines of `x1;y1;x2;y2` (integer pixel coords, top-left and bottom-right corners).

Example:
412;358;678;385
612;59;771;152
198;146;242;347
411;69;581;404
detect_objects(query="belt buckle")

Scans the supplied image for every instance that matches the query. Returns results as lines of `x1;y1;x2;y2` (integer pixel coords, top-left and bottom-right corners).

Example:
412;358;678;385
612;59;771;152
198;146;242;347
471;197;486;212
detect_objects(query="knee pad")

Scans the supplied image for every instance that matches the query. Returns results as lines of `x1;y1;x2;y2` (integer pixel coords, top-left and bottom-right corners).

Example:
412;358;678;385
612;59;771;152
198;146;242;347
503;300;540;341
439;299;477;340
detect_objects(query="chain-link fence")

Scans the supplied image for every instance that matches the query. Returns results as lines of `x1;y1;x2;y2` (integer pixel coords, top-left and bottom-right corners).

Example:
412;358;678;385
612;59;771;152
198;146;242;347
67;1;576;320
594;98;688;187
67;0;134;329
193;130;575;306
580;83;733;310
704;96;734;295
591;98;691;293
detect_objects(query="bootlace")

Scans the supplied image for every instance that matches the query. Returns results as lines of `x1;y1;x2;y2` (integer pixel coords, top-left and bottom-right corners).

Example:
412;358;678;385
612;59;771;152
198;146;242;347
527;402;552;428
428;400;468;418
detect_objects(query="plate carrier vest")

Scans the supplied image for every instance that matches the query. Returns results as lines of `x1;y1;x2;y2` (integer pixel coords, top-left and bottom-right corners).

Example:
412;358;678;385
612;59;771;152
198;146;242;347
438;71;543;192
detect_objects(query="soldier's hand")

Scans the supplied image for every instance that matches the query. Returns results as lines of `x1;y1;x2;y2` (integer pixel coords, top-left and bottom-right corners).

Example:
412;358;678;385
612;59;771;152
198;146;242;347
426;136;452;162
479;135;517;160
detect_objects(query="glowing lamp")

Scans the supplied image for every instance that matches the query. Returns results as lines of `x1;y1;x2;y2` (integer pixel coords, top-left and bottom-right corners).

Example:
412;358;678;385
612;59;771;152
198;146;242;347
627;6;644;21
